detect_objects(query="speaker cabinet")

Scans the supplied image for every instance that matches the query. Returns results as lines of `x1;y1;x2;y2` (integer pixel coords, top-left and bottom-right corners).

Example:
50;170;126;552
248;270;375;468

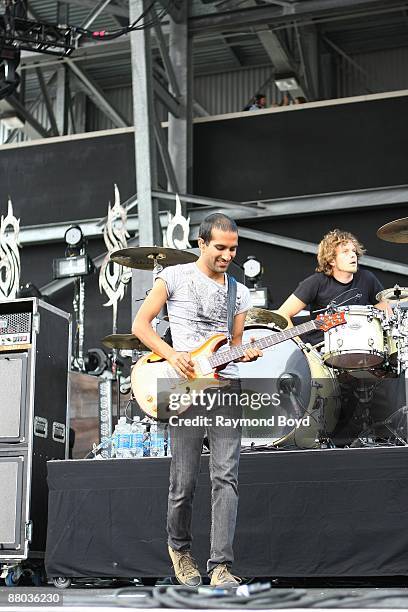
0;299;71;561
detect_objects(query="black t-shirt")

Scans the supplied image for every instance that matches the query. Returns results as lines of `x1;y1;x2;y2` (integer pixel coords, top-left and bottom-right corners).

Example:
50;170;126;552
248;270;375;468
293;268;384;344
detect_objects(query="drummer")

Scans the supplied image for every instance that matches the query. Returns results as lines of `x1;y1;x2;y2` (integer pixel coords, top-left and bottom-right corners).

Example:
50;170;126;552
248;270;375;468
277;229;391;345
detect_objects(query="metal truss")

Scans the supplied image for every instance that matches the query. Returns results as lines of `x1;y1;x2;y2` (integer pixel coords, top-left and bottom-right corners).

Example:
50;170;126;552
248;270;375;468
236;225;408;277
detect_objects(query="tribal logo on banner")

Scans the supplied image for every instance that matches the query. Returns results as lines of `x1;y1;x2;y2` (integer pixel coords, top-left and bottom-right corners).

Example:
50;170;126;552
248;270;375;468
165;194;191;250
0;199;21;300
99;185;130;331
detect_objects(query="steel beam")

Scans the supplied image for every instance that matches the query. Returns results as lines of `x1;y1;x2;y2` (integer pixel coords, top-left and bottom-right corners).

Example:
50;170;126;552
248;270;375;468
244;185;408;217
154;108;180;193
189;0;407;34
237;226;408;277
153;9;181;100
153;76;182;118
6;96;49;138
129;0;161;246
57;0;129;19
168;1;191;195
157;0;186;24
16;182;408;247
17;203;257;247
55;65;69;135
322;34;374;95
66;59;129;128
36;67;59;136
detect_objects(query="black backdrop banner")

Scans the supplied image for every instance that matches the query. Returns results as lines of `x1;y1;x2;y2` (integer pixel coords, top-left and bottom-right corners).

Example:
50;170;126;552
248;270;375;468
46;448;408;579
193;95;408;201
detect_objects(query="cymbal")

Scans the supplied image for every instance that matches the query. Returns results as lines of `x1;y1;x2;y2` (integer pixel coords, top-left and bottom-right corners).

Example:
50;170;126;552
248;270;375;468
102;334;149;351
245;307;288;329
376;286;408;303
110;246;198;270
377;218;408;243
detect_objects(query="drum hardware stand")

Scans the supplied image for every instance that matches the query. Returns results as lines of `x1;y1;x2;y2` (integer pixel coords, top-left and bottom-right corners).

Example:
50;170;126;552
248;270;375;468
373;366;408;445
72;273;86;371
322;291;363;314
149;253;165;333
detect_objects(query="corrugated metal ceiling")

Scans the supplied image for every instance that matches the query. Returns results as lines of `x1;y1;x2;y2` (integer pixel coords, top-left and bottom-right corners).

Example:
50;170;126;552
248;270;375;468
16;1;408;101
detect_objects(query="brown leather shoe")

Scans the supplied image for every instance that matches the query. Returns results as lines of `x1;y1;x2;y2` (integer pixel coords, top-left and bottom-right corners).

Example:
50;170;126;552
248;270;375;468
210;563;241;587
168;545;202;587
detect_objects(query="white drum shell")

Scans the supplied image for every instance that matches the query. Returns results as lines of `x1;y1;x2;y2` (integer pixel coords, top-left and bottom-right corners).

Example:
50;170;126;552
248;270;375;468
323;306;385;370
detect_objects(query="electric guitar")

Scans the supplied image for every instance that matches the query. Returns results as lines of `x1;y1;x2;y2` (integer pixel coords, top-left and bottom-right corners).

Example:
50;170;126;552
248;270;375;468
131;312;346;418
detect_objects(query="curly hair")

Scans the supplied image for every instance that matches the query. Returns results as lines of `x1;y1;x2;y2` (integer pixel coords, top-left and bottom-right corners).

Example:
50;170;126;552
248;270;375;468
316;229;366;276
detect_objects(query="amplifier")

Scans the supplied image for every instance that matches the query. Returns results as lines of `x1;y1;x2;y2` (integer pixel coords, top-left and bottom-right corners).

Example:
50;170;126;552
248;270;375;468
0;298;71;562
0;310;31;349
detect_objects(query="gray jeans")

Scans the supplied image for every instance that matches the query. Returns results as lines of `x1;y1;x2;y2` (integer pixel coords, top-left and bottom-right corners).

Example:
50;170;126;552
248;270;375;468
167;381;242;573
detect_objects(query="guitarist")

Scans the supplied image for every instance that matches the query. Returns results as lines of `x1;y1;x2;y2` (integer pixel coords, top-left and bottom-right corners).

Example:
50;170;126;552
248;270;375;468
132;213;262;588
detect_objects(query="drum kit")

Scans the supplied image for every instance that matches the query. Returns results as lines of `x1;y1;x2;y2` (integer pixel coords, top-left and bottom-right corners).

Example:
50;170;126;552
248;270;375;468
101;218;408;450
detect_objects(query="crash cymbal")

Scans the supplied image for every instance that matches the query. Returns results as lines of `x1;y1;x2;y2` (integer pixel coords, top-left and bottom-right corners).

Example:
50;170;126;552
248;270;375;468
110;246;198;270
376;286;408;303
102;334;149;351
245;307;288;329
377;218;408;243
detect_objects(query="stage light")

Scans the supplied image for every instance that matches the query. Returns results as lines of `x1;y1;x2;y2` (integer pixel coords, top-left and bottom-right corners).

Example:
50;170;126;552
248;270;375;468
53;254;92;279
64;225;83;247
243;255;262;281
274;75;300;92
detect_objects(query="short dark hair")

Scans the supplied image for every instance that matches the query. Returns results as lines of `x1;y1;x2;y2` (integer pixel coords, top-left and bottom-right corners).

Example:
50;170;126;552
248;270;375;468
198;213;238;244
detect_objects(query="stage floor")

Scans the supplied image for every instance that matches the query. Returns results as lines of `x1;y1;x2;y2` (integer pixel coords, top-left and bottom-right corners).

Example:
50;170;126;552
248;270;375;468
3;584;408;610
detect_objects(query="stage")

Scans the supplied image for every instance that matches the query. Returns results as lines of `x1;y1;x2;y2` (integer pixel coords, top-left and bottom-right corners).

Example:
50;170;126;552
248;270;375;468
45;446;408;581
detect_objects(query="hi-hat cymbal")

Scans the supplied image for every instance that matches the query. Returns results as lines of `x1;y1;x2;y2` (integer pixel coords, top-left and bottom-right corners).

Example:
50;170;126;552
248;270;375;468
110;246;198;270
377;218;408;243
376;286;408;303
102;334;148;351
245;307;288;329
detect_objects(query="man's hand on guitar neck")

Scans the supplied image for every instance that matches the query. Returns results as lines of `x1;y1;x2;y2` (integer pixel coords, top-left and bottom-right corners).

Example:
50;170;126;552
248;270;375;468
235;337;263;363
168;351;195;379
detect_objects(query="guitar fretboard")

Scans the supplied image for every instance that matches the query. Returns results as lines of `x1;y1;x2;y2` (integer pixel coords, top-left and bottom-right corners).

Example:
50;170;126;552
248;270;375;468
208;320;318;368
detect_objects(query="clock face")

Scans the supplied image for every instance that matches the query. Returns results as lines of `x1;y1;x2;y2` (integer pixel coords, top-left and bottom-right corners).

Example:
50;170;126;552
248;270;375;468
65;226;82;246
243;258;261;279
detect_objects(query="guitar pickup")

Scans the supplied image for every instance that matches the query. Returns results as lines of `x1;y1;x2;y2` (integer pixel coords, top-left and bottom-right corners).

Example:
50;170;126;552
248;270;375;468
195;356;212;376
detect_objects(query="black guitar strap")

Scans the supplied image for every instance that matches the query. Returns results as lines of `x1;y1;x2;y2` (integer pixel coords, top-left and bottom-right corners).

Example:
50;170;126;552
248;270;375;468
226;274;237;342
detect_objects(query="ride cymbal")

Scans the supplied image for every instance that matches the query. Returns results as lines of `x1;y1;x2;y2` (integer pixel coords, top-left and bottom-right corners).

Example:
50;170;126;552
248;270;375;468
110;246;198;270
376;286;408;303
245;307;288;329
377;218;408;243
102;333;148;351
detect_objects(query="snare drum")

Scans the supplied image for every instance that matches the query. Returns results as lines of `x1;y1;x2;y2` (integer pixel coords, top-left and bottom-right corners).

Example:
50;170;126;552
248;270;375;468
323;305;385;370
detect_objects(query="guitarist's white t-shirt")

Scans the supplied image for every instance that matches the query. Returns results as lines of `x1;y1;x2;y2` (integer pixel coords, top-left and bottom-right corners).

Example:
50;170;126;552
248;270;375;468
157;262;251;379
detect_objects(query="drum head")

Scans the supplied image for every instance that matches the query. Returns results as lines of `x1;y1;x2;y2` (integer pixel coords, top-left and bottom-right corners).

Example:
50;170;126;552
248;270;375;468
237;327;313;448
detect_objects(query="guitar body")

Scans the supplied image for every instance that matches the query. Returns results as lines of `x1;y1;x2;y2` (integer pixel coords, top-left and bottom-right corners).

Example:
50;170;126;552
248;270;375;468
131;334;230;419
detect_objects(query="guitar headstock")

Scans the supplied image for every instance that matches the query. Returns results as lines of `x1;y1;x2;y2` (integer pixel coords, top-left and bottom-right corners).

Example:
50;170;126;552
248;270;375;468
315;311;346;332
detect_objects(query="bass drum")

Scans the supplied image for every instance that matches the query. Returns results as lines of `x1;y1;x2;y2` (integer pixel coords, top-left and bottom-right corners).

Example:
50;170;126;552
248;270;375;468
237;326;340;449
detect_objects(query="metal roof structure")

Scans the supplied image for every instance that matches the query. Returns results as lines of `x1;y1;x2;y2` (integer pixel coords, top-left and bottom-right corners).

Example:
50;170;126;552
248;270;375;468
16;0;408;103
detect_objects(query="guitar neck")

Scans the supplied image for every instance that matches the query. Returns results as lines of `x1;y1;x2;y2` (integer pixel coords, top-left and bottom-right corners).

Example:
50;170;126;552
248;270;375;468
209;320;318;369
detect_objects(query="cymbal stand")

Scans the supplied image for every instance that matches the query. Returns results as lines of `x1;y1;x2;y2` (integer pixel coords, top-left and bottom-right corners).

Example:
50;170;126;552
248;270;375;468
378;305;408;445
148;252;165;332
